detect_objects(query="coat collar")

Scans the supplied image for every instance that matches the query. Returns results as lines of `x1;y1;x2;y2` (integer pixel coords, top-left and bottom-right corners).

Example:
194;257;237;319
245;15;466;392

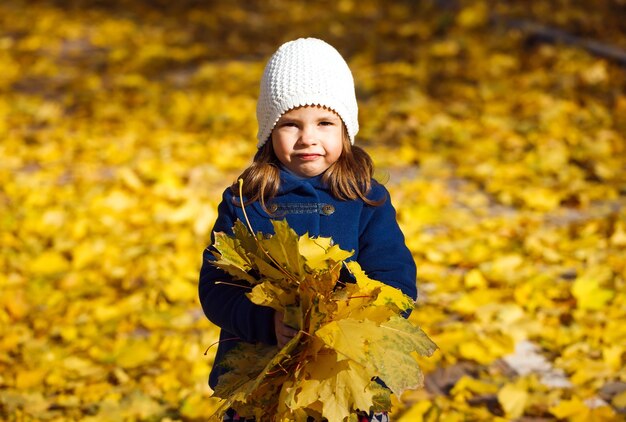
277;166;328;195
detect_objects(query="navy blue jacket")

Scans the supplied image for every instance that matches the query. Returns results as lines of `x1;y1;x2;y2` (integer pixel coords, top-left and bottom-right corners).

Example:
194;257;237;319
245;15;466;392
199;169;417;389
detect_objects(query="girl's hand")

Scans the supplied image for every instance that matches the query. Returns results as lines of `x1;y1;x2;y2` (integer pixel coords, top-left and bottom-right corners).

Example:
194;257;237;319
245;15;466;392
274;310;298;348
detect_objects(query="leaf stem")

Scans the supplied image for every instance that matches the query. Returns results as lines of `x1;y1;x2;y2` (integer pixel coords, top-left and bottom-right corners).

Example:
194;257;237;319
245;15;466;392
238;178;256;239
215;281;253;289
204;337;241;355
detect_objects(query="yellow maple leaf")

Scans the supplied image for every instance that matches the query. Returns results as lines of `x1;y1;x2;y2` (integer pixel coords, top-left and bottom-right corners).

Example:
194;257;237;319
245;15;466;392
549;397;590;420
15;369;48;389
316;316;437;396
464;268;488;289
603;345;624;371
163;277;197;302
295;351;376;421
613;390;626;409
456;1;488;28
450;375;498;398
114;339;158;369
31;251;70;275
571;276;614;310
497;381;528;419
248;280;297;314
298;233;354;271
347;261;415;312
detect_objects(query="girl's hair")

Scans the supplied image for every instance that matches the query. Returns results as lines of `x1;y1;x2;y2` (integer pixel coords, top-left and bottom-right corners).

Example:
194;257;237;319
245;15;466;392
231;128;385;212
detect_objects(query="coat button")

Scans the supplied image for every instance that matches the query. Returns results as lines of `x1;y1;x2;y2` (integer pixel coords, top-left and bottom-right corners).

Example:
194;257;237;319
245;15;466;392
321;204;335;215
267;203;278;213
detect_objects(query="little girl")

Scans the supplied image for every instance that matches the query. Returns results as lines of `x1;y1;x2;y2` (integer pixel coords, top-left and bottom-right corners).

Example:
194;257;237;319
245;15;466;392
199;37;417;422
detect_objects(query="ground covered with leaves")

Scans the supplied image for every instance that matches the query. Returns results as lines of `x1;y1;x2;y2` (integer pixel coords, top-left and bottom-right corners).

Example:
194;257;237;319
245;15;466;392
1;0;625;420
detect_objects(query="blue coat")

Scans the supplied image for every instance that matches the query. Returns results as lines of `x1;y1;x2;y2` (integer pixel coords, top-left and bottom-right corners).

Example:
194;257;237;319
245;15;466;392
199;169;417;388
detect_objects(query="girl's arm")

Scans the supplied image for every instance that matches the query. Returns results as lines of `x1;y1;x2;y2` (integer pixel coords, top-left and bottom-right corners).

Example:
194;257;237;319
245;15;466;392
357;184;418;301
198;189;277;345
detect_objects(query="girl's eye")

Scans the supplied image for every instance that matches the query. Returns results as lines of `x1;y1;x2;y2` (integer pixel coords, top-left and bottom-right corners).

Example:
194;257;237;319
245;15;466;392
320;121;333;126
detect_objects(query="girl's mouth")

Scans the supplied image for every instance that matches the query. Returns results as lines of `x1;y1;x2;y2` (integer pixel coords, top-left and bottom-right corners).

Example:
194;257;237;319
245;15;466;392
296;154;321;160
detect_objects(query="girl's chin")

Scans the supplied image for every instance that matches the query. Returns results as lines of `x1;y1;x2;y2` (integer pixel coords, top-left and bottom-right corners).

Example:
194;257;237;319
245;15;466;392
289;165;328;178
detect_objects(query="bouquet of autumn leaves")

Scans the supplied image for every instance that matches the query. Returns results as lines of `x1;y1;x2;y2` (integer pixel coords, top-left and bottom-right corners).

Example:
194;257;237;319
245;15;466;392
208;200;437;421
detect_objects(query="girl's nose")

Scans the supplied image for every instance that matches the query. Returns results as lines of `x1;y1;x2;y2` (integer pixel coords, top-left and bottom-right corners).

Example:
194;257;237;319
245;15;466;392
298;125;318;145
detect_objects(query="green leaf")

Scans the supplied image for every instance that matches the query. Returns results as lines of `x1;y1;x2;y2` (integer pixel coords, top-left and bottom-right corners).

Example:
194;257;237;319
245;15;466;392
211;232;257;284
316;316;438;396
232;219;259;256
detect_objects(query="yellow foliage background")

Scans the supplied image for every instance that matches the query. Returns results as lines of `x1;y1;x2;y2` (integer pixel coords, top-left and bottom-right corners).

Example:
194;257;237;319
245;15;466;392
1;0;625;420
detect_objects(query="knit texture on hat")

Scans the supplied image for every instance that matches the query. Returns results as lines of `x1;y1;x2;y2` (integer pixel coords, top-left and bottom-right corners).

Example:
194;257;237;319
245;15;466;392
256;38;359;148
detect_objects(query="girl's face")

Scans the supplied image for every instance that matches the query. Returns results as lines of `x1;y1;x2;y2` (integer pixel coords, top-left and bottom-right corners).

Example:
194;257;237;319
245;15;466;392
271;106;344;178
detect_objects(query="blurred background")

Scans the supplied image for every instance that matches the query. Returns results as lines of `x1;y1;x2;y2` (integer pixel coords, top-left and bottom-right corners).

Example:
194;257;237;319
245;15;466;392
1;0;625;420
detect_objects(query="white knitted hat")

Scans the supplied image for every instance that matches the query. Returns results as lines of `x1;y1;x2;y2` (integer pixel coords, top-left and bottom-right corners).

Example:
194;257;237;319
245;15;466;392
256;38;359;148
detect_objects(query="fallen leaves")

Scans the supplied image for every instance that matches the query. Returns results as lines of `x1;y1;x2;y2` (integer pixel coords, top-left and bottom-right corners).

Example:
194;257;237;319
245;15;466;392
1;0;625;420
